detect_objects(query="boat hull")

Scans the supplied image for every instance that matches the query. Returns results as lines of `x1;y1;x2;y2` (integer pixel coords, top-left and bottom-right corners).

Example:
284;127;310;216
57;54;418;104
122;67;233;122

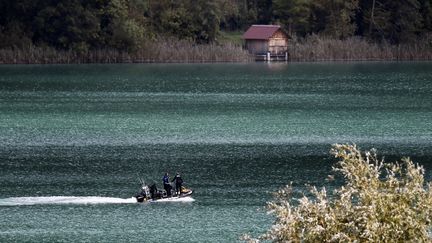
135;190;193;203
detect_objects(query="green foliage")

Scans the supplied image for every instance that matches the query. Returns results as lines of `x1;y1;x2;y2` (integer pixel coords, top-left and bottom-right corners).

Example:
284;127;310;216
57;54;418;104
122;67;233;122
0;0;431;53
189;0;221;43
321;0;359;39
244;144;432;242
273;0;312;36
33;1;100;51
420;0;432;31
0;21;33;49
219;31;244;46
147;0;221;43
219;0;242;31
99;0;146;51
361;0;423;44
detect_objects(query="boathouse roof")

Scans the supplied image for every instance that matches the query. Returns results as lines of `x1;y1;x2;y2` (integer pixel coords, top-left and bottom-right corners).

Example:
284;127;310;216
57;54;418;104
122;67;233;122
242;25;282;40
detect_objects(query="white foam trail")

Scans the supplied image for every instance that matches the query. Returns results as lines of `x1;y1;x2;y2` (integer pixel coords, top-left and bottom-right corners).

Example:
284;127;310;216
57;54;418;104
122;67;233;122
0;196;195;206
0;196;137;206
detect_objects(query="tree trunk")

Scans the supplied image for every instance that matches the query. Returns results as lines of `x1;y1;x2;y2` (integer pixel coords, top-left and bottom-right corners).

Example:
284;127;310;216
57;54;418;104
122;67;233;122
369;0;376;35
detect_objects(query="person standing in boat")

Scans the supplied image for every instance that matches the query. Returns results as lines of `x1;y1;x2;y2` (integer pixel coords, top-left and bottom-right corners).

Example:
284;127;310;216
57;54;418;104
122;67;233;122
172;172;183;196
163;172;172;197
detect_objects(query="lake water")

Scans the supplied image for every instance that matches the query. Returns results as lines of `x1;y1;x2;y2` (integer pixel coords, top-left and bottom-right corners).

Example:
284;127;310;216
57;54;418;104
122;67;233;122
0;62;432;242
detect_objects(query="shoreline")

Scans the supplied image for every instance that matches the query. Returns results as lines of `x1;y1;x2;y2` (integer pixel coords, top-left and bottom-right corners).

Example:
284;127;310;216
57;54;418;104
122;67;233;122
1;58;431;65
1;36;431;65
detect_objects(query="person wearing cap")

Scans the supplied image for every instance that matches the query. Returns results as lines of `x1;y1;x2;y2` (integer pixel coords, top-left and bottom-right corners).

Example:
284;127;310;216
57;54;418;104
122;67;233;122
172;172;183;196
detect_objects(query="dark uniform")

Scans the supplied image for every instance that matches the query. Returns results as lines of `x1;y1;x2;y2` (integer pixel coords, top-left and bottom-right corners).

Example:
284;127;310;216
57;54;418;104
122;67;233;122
163;173;172;197
172;173;183;195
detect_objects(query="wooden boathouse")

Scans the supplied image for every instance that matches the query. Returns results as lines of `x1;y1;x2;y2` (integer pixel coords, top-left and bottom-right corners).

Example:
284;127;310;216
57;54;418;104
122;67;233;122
242;25;288;61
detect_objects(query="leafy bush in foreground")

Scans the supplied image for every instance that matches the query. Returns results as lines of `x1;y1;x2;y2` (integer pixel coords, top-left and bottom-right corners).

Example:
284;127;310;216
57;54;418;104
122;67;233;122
245;144;432;242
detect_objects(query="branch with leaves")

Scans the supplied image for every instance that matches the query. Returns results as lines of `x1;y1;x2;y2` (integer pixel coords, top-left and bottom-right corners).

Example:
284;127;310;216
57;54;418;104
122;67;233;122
244;144;432;242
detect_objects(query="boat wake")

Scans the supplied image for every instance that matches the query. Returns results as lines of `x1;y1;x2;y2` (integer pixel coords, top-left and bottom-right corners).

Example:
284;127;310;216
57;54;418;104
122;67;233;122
0;196;195;206
0;196;137;206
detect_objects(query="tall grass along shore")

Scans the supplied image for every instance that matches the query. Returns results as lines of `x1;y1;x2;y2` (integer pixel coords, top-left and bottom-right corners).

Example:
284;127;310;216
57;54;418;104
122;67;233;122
0;38;252;64
1;36;431;64
288;35;432;62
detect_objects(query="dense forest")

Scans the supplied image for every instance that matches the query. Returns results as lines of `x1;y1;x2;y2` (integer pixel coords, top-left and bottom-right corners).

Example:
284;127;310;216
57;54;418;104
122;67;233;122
0;0;431;63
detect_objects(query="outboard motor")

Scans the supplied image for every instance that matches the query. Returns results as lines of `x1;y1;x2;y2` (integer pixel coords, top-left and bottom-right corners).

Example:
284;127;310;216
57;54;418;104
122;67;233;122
142;185;150;198
136;185;151;202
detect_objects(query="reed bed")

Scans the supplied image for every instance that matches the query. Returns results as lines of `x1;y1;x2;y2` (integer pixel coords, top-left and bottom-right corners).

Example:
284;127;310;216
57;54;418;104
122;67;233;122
1;35;431;64
288;35;432;61
0;38;252;64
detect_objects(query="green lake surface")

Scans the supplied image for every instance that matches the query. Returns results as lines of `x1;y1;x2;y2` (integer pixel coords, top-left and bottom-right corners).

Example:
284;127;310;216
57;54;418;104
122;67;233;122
0;62;432;242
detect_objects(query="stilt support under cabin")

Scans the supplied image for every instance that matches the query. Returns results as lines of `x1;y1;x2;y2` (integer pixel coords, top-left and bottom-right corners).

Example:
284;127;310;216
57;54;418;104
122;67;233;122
255;52;288;62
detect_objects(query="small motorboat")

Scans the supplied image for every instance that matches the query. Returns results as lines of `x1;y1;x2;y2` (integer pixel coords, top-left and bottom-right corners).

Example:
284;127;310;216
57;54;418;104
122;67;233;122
134;181;193;203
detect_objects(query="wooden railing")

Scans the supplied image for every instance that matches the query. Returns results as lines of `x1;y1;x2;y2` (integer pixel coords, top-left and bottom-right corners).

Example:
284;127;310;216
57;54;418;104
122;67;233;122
269;45;288;54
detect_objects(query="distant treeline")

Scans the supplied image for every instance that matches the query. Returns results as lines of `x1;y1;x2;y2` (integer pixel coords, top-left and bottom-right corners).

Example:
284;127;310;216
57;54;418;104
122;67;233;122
0;0;431;63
